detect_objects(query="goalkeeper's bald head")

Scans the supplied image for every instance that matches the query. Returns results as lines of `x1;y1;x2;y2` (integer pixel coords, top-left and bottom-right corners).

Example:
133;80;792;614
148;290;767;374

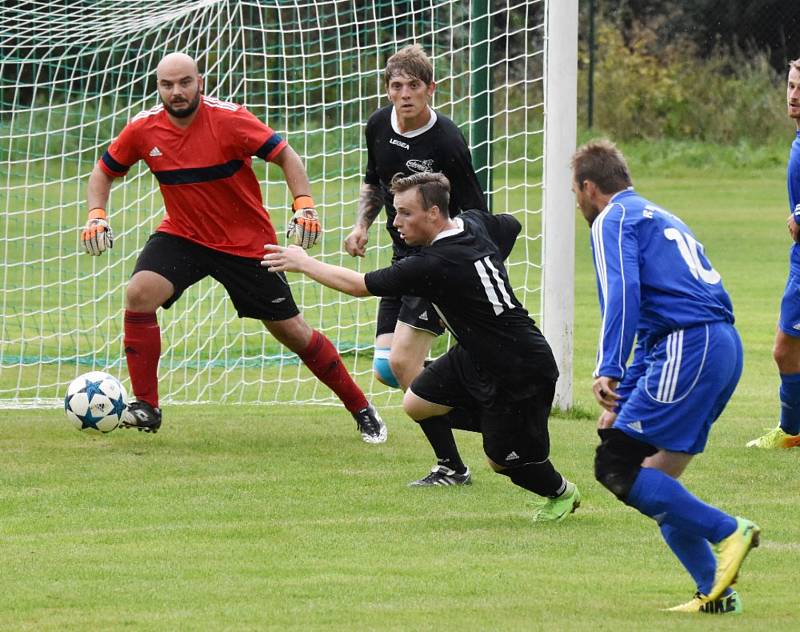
156;53;200;80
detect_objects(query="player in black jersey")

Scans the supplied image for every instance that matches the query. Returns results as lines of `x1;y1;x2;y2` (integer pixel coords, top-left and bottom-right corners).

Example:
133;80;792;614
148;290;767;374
265;172;580;521
344;45;488;485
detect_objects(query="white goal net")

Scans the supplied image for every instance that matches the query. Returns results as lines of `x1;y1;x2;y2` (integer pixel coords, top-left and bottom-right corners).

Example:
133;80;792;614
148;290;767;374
1;0;563;408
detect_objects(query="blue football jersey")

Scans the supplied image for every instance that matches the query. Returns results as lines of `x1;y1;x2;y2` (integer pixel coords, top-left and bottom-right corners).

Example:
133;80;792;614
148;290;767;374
590;188;735;380
787;130;800;275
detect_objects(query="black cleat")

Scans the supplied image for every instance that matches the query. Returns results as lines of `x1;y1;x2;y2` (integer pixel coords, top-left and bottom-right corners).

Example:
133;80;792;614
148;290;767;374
409;465;472;487
352;404;387;444
121;400;162;433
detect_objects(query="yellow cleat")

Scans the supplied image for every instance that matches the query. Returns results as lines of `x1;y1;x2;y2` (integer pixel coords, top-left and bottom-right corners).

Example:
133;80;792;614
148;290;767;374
666;590;742;614
707;518;760;601
746;426;800;448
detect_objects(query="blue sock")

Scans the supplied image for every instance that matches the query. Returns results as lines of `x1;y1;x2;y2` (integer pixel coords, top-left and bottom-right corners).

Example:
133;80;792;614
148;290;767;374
660;524;715;595
779;373;800;435
627;467;737;543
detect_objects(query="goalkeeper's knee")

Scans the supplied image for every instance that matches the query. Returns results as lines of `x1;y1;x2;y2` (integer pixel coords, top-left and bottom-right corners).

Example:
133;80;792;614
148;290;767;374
373;347;399;388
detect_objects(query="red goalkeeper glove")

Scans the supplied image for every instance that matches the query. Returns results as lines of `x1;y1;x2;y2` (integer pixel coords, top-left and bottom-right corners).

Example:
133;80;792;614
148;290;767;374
287;195;321;249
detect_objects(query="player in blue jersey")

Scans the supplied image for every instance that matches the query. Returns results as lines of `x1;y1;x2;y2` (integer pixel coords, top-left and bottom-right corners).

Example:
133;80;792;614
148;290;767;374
572;140;760;613
748;58;800;449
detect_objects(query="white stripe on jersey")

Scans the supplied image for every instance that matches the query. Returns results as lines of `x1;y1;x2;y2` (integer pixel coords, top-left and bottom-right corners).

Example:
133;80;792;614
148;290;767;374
591;202;627;378
475;258;504;315
203;95;239;111
131;104;164;123
482;257;515;310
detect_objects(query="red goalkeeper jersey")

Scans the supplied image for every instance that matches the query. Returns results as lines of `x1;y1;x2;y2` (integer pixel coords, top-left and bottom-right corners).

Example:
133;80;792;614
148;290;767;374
98;95;288;258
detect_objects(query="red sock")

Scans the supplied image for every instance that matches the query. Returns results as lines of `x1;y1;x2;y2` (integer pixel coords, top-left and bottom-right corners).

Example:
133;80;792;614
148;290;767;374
298;330;368;413
124;310;161;408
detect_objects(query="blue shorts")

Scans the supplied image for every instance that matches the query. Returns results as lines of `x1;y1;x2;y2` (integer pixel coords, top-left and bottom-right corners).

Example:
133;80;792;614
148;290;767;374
778;273;800;337
614;322;743;454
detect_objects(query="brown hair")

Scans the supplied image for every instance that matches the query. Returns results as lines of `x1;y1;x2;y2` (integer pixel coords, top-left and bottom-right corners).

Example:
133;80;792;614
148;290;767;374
571;139;633;194
390;172;450;216
384;44;434;86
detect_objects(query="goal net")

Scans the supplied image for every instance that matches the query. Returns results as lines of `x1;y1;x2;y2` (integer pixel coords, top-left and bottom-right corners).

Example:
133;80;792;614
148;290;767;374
1;0;561;407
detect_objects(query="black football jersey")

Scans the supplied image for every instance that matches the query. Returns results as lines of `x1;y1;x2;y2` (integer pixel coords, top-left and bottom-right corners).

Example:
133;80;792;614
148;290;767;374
364;210;558;383
363;104;488;257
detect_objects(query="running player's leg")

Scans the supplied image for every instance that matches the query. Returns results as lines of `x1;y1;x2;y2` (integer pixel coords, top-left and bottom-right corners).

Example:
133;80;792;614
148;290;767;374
389;321;435;390
398;350;480;485
390;296;441;388
372;297;399;387
596;323;757;601
750;274;800;447
124;233;208;429
210;250;386;442
396;297;474;479
642;450;718;598
481;379;580;521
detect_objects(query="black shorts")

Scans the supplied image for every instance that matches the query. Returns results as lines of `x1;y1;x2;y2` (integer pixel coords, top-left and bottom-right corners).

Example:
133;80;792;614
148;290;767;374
375;295;446;337
410;345;556;466
132;232;300;321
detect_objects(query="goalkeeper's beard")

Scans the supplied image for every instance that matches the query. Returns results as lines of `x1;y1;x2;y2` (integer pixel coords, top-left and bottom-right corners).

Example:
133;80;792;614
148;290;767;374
163;90;201;118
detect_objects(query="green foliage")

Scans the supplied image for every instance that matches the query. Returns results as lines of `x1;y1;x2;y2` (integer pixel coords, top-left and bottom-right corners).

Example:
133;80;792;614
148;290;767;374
581;21;790;145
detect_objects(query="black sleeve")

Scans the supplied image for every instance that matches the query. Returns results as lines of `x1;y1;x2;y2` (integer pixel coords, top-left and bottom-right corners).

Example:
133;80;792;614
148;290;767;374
363;115;379;186
364;255;436;298
442;128;488;215
465;210;521;261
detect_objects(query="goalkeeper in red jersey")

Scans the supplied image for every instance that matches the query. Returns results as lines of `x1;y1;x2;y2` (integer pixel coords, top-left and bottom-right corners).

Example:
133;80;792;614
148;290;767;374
81;52;386;442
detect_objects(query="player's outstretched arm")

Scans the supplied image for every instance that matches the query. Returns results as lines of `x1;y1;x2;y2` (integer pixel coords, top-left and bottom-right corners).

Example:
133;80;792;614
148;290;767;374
82;164;116;256
262;244;370;297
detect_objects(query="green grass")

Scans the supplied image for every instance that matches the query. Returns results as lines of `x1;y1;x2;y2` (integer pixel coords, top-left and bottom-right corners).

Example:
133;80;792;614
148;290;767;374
0;405;795;630
1;160;798;629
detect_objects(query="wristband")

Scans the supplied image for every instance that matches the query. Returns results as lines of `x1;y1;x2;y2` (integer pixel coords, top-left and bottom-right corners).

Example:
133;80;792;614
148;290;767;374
292;195;314;211
88;207;107;220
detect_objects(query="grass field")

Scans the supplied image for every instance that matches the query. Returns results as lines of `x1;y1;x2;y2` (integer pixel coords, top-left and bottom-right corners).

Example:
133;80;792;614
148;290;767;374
2;161;799;629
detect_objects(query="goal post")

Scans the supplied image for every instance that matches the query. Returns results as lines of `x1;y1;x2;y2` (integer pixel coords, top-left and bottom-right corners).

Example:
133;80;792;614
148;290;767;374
0;0;576;408
542;0;578;410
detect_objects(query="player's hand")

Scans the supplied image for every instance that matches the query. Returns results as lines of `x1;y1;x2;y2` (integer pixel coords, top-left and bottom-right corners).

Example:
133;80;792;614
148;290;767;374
788;214;800;243
597;410;617;430
81;208;114;256
344;226;368;257
262;243;309;273
287;195;321;249
592;376;620;412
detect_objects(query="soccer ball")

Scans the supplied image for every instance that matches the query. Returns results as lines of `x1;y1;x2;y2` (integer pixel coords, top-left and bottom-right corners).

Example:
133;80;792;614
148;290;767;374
64;371;128;433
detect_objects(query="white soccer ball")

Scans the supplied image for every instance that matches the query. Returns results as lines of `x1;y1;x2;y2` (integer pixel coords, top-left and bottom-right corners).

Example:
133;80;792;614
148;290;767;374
64;371;128;433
